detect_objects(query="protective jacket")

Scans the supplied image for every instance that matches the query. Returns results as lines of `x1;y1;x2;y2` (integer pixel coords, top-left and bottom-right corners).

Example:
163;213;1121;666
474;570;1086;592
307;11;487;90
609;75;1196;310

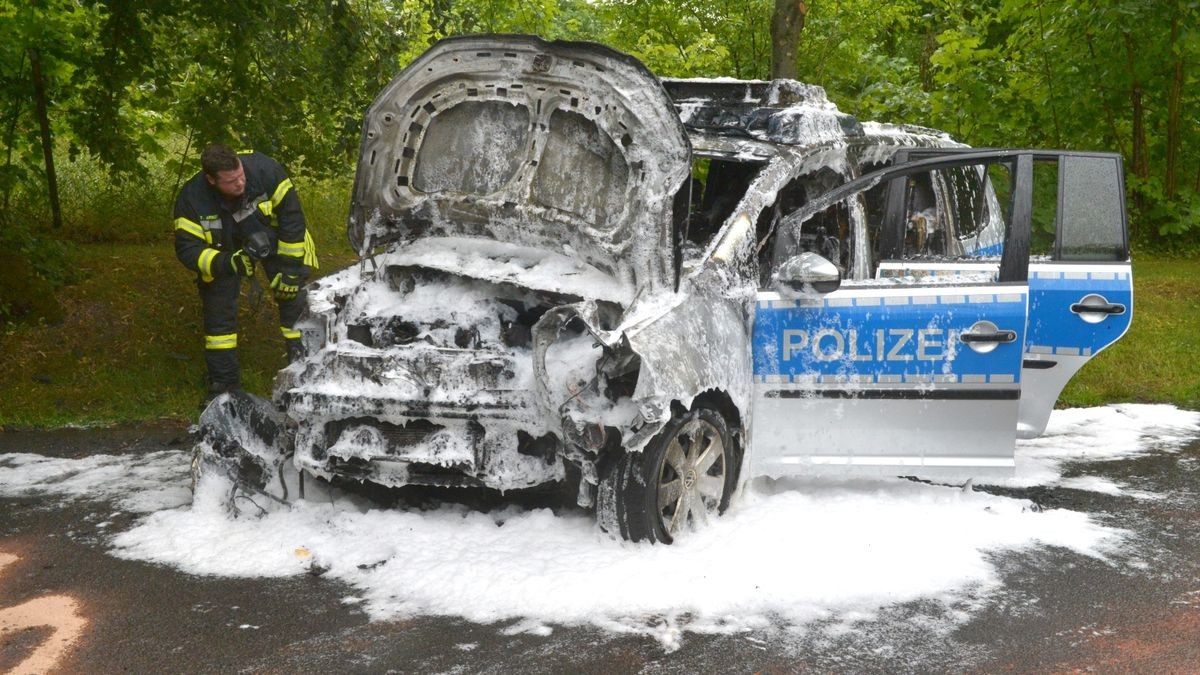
173;150;318;281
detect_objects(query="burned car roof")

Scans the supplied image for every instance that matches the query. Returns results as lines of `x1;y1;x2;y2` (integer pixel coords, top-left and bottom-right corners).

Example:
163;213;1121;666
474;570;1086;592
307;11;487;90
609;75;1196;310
665;77;959;164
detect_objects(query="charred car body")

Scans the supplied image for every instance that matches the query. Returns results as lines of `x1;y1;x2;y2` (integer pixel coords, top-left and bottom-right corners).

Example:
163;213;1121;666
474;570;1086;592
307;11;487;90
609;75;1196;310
202;35;1133;543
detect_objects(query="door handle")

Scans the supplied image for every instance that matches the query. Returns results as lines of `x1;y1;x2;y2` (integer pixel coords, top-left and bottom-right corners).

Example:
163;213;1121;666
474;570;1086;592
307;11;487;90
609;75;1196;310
1070;301;1125;315
1070;293;1126;324
960;320;1017;354
960;330;1017;344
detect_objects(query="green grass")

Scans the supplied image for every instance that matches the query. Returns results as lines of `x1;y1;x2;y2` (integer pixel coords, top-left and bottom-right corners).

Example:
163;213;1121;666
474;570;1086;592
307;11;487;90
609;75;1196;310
1058;255;1200;408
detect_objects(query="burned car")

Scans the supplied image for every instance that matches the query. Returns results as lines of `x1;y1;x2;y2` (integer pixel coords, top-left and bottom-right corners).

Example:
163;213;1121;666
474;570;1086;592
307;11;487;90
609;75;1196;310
200;35;1132;543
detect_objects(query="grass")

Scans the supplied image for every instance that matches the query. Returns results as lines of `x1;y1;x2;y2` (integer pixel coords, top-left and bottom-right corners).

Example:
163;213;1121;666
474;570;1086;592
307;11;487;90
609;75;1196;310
1057;256;1200;408
0;215;1195;427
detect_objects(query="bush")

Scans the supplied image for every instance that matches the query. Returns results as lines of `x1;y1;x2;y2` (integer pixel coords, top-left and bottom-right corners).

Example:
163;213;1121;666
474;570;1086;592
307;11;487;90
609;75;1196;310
0;251;63;325
0;206;78;323
2;149;179;246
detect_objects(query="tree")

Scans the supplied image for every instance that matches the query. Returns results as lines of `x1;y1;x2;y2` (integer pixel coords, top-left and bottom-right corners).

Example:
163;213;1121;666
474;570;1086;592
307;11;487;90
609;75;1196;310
0;0;95;227
771;0;807;79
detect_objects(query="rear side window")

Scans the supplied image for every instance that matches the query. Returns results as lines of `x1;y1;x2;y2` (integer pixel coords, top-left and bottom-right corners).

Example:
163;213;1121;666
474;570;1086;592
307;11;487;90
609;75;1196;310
413;101;530;195
1058;155;1127;261
1029;158;1059;256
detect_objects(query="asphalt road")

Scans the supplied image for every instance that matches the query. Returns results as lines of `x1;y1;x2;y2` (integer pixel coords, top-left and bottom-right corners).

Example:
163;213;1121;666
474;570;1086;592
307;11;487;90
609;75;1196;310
1;424;1199;673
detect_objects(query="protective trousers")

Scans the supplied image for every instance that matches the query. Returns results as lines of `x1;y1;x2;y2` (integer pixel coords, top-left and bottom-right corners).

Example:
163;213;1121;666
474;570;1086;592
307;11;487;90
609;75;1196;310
200;257;307;387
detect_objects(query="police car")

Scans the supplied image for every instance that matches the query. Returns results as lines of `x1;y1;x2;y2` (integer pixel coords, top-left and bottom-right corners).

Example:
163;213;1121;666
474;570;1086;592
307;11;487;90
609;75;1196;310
241;36;1132;543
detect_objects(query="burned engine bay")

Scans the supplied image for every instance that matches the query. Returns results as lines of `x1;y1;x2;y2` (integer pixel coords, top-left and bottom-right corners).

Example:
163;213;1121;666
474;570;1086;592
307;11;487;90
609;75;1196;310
275;236;666;500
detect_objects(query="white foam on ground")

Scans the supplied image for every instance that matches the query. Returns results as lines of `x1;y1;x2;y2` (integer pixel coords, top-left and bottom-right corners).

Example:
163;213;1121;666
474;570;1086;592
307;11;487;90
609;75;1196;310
2;405;1197;649
1003;404;1200;494
0;450;191;513
110;469;1116;649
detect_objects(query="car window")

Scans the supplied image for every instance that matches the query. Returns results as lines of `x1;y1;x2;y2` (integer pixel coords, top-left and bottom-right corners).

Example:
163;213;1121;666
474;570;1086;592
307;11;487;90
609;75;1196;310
901;171;947;256
1057;155;1127;261
943;165;989;240
686;156;765;248
1026;155;1128;261
765;158;1019;287
899;163;1009;260
986;163;1013;236
758;167;853;285
1030;158;1059;257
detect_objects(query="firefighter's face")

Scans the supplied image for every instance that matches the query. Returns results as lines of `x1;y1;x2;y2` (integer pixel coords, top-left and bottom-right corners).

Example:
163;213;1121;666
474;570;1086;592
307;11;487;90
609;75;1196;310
207;161;246;199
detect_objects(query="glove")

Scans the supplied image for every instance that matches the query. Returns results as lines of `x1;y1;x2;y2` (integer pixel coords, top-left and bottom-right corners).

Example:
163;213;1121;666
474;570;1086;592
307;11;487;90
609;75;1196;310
227;250;255;277
270;271;302;300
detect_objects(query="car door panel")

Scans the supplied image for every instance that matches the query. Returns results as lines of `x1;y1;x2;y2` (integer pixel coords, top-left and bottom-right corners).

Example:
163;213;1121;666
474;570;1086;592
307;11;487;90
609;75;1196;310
749;283;1027;480
1019;262;1132;436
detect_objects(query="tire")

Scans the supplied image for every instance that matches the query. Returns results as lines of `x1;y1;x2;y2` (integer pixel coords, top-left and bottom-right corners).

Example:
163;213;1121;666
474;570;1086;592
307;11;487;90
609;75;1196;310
598;406;738;543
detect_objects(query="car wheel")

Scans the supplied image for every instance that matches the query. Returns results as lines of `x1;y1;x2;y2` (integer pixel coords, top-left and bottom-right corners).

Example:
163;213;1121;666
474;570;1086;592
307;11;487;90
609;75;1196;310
598;406;738;543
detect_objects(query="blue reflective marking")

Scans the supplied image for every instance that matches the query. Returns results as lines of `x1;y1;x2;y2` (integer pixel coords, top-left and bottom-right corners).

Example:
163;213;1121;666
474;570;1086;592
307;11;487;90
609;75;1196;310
752;297;1026;380
967;242;1004;257
1027;274;1132;353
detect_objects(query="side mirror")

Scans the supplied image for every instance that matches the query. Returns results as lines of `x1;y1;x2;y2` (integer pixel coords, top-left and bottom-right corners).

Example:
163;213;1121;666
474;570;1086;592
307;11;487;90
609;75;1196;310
774;252;841;295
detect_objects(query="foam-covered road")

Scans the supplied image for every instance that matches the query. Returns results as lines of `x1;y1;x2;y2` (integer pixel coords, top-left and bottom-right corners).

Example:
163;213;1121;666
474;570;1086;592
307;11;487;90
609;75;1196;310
2;408;1199;672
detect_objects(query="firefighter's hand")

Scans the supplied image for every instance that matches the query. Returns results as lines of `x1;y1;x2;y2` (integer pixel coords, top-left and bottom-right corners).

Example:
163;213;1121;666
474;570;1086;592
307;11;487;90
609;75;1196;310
228;250;255;277
270;271;302;300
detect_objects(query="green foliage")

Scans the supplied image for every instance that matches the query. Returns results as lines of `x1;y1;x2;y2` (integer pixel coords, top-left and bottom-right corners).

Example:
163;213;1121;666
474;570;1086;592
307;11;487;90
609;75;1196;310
0;220;74;324
159;0;411;177
796;0;932;121
588;0;769;78
0;0;1197;250
923;0;1200;241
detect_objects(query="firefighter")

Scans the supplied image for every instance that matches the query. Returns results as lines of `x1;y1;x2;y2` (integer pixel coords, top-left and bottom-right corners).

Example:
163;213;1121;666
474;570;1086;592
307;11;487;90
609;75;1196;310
173;143;318;398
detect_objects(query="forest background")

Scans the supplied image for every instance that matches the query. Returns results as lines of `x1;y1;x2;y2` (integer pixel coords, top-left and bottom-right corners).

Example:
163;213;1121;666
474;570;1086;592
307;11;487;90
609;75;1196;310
0;0;1197;425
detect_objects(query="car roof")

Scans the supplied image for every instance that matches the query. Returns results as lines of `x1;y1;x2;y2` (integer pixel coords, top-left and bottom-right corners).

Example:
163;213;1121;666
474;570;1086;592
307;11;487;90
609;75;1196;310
665;78;959;154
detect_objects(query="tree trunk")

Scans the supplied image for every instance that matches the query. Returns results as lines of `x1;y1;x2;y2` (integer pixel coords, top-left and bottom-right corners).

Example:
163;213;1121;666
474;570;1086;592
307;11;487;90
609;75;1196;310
1035;1;1063;146
171;127;196;209
1085;32;1126;158
1164;13;1184;199
770;0;808;79
1;102;21;218
1;52;27;218
28;47;62;230
1122;32;1149;224
919;22;936;92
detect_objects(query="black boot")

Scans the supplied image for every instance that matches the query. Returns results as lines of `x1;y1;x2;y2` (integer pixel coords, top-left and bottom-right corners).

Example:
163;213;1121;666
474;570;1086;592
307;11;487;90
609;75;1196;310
203;380;243;408
286;339;305;364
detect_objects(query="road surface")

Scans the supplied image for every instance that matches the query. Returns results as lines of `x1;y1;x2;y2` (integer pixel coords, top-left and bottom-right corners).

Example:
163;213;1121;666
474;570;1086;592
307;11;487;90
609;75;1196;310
2;423;1198;673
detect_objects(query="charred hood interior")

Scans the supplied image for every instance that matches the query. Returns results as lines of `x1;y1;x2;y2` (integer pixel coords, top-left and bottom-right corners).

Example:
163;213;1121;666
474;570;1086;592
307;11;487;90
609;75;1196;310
350;35;693;292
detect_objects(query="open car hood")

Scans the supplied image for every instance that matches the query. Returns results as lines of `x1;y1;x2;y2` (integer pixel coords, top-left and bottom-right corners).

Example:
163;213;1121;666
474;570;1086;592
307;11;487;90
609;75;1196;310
349;35;692;294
